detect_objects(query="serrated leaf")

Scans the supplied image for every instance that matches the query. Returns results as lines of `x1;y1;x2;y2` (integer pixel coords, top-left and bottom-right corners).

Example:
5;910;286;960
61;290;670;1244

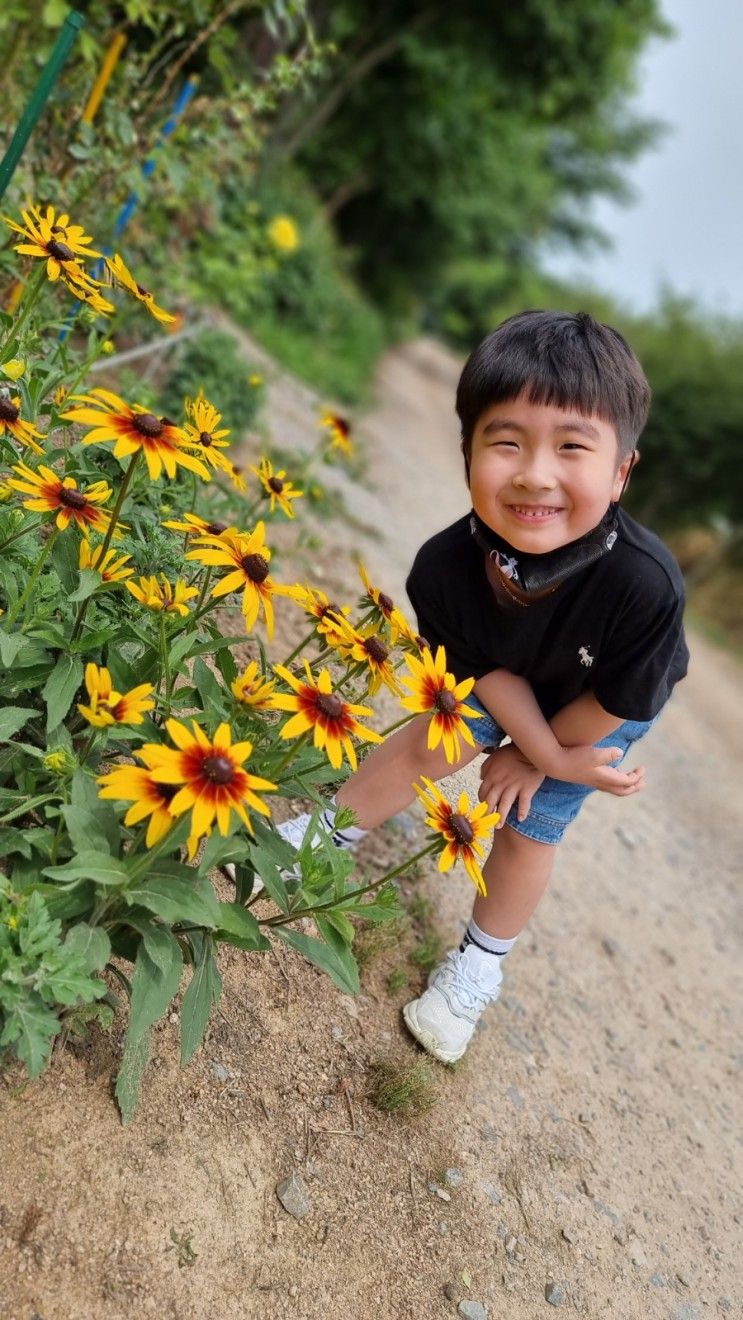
42;654;83;732
63;923;111;973
115;1025;151;1124
0;705;37;742
0;992;59;1078
180;933;222;1066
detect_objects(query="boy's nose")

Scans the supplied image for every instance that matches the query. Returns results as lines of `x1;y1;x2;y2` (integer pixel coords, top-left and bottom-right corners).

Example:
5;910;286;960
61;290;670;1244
513;460;558;492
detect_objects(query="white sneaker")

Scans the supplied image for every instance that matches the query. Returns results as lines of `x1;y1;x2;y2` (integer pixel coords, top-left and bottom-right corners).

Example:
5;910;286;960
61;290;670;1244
402;945;503;1063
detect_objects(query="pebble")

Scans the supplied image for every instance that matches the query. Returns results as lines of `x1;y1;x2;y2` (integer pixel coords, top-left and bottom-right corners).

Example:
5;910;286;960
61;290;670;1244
718;1299;731;1312
457;1302;487;1320
211;1062;229;1082
443;1168;464;1189
601;936;620;958
437;1221;449;1236
671;1307;701;1320
676;1272;692;1288
506;1086;524;1111
443;1282;462;1303
481;1122;500;1142
649;1272;667;1288
480;1181;502;1206
615;825;637;848
275;1171;311;1220
561;1228;577;1244
330;1026;343;1042
545;1281;566;1306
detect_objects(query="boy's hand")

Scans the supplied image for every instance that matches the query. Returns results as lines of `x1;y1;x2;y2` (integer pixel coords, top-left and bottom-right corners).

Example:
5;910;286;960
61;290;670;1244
549;743;646;794
478;743;545;826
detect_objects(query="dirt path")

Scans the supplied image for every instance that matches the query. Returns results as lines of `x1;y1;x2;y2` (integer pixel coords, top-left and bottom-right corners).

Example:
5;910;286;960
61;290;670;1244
1;336;741;1320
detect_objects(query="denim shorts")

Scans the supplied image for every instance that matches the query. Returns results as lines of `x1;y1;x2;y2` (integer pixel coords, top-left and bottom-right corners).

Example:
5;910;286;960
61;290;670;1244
462;694;658;846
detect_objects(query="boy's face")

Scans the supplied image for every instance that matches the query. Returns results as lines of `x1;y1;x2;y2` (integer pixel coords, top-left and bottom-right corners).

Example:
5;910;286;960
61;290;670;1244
468;393;634;554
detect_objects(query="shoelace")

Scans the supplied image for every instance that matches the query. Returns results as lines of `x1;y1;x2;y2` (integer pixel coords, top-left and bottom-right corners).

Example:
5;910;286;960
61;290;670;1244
438;951;499;1012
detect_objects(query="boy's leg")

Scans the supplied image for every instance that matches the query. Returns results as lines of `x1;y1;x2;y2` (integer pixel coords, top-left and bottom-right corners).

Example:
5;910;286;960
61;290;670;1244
402;827;555;1063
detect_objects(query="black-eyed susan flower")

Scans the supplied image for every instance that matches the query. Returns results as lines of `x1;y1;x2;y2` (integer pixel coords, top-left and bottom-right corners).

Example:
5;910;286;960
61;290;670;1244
283;583;351;647
3;205;101;280
267;215;300;253
321;410;353;456
329;615;403;697
357;561;409;643
228;463;247;492
61;263;114;316
79;539;133;582
251;457;304;519
186;522;284;636
7;460;113;534
181;391;232;474
77;662;155;728
400;646;479;764
103;253;175;324
126;574;198;617
138;719;275;858
162;511;230;537
414;777;499;896
62;388;208;482
97;767;188;850
272;660;383;771
0;392;45;454
231;660;278;710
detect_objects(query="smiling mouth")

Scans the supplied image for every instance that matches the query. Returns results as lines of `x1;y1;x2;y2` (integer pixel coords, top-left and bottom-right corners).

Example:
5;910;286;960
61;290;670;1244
507;504;564;520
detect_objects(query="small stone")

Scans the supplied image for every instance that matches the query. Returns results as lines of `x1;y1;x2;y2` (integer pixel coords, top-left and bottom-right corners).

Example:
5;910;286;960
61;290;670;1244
480;1181;502;1206
330;1026;343;1042
649;1272;667;1288
481;1122;500;1142
506;1086;524;1110
601;936;620;957
561;1228;577;1244
718;1299;731;1312
676;1273;692;1288
211;1062;229;1082
545;1281;566;1306
615;825;637;848
443;1282;462;1303
288;1285;298;1298
671;1307;701;1320
457;1302;487;1320
437;1221;449;1236
435;1187;451;1202
276;1171;311;1220
169;1012;179;1024
629;1242;649;1269
443;1168;464;1189
505;1235;518;1255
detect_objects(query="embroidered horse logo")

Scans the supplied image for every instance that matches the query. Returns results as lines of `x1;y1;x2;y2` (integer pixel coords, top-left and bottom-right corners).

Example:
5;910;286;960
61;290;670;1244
578;646;594;668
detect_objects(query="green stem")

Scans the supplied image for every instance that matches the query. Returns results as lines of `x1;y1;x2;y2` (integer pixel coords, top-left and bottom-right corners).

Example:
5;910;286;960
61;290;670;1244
6;527;57;628
187;566;212;633
378;711;415;739
158;614;172;720
261;841;439;928
282;626;318;667
270;729;311;779
70;449;141;642
0;516;46;554
6;262;46;344
77;728;98;766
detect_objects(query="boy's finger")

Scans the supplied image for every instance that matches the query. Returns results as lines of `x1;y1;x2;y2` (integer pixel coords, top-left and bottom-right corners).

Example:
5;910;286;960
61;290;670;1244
495;787;518;826
595;745;623;764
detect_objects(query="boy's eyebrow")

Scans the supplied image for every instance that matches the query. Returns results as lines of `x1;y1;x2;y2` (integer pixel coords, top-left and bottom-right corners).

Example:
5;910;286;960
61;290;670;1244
482;418;601;440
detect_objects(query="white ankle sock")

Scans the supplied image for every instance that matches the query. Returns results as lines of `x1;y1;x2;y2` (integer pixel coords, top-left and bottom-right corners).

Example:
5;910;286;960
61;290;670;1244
460;917;517;966
320;798;367;850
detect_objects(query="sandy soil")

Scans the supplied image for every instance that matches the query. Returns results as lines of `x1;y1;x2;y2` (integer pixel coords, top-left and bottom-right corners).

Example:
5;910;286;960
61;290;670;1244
1;334;741;1320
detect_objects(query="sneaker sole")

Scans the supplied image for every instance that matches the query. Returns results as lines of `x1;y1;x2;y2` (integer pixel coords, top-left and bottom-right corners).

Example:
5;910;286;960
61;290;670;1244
401;999;468;1064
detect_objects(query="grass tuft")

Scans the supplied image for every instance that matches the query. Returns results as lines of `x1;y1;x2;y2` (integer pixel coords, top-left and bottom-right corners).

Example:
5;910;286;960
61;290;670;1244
365;1056;438;1117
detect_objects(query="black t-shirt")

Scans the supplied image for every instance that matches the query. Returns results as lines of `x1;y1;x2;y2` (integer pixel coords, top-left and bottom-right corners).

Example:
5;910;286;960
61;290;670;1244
405;509;689;722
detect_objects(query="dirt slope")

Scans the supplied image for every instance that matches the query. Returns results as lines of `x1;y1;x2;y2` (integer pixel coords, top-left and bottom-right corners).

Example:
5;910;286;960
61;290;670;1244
1;334;741;1320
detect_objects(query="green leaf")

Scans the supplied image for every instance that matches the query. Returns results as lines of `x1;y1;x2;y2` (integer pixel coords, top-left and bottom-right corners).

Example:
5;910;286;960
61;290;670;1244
115;1025;152;1124
124;870;220;929
38;881;96;922
63;770;119;855
192;656;227;716
0;706;37;742
50;531;80;593
196;831;251;876
180;933;222;1066
274;925;360;995
0;629;31;668
63;923;111;973
18;891;61;959
0;992;59;1078
216;901;270;952
42;654;83;733
319;910;356;945
128;932;183;1045
68;568;101;603
42;851;130;887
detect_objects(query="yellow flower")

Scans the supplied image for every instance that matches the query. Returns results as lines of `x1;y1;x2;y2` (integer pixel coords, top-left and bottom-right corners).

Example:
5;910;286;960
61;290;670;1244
267;215;300;253
126;574;198;617
357;561;409;642
413;777;500;897
329;615;403;696
60;263;114;316
3;204;100;280
0;392;45;454
400;646;479;765
228;463;247;492
136;719;276;859
282;583;351;647
43;749;75;775
186;522;285;636
97;766;187;850
79;538;133;582
181;391;232;475
162;511;230;537
0;481;12;502
52;386;68;409
77;662;155;728
321;410;353;456
7;460;113;534
231;659;278;710
101;339;115;354
1;359;25;381
251;456;303;519
63;387;208;482
272;660;383;771
248;373;263;387
104;253;175;324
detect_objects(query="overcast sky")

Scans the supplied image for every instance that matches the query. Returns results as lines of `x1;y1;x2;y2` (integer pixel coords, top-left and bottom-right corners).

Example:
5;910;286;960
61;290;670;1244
541;0;743;318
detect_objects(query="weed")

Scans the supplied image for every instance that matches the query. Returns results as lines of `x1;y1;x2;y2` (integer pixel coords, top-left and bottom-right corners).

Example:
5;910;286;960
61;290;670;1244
385;968;409;995
365;1056;438;1117
409;930;443;975
354;915;409;971
167;1227;198;1268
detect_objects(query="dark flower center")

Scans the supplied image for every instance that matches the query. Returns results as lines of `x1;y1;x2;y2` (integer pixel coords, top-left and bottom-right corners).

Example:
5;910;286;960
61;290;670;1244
241;553;269;583
160;416;177;427
157;782;179;804
450;813;474;846
320;602;342;620
315;692;344;721
416;634;430;650
435;689;457;715
378;592;394;614
133;412;163;438
136;283;150;298
268;476;284;493
199;430;213;447
365;637;389;664
0;397;20;423
206;520;228;534
46;238;74;262
202;755;235;785
59;487;88;510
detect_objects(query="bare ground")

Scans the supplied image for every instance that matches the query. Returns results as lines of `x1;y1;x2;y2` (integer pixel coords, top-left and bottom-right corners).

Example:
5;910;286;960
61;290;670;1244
1;336;741;1320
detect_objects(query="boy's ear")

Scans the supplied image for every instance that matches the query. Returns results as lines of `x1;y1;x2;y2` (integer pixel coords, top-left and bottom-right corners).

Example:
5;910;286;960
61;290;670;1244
612;447;638;501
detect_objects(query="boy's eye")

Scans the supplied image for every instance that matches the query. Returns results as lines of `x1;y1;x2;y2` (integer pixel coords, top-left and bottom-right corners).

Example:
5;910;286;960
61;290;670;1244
560;442;588;451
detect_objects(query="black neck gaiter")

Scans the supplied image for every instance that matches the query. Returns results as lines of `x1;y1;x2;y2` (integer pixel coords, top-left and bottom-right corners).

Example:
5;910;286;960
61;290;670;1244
469;507;619;595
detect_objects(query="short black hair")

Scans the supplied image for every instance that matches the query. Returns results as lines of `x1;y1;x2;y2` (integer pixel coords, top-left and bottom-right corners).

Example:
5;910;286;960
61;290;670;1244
456;309;651;476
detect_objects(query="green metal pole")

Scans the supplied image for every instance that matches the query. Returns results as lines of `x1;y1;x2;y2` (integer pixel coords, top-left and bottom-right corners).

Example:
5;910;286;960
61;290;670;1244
0;9;86;204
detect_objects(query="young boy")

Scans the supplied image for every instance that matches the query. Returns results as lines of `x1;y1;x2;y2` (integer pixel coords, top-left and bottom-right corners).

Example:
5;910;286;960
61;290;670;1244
280;309;688;1063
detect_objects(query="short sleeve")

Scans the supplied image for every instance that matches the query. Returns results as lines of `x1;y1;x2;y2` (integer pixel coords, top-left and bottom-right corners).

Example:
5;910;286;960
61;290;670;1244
593;588;688;721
